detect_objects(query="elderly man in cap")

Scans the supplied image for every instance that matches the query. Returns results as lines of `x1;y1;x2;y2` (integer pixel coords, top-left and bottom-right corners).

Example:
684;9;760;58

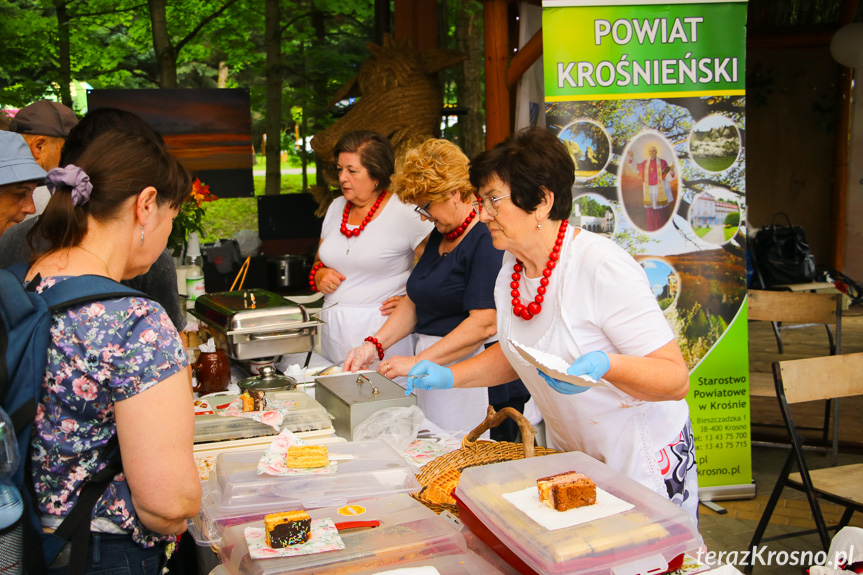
9;100;78;215
0;131;47;235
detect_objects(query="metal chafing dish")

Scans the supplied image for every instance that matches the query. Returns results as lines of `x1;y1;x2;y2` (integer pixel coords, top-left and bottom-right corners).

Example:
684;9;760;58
190;289;321;360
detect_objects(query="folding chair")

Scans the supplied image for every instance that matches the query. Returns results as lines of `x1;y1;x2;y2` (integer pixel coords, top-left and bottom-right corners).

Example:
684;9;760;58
744;352;863;574
748;290;843;464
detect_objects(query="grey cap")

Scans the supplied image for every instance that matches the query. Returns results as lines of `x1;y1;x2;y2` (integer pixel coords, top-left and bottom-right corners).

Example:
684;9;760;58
0;132;47;187
9;100;78;138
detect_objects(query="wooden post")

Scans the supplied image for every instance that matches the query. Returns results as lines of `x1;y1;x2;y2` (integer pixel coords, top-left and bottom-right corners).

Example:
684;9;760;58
484;0;510;149
830;0;858;271
394;0;438;51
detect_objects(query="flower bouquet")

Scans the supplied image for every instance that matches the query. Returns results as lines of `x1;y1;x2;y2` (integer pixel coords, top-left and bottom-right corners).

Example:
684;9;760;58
168;178;217;257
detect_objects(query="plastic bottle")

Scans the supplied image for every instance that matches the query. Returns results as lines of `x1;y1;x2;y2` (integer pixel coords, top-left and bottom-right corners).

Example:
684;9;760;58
0;408;23;575
185;232;206;307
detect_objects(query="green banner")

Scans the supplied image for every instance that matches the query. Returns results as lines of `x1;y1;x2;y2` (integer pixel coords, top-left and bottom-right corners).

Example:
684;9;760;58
544;2;746;101
543;0;751;493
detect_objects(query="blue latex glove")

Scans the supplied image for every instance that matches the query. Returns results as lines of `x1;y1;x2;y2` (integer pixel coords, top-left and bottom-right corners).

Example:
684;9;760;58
538;370;591;395
567;350;610;381
537;351;610;395
405;360;454;396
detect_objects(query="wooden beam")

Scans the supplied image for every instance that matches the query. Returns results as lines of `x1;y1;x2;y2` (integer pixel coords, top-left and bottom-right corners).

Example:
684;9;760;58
484;0;510;149
506;28;542;89
374;0;390;45
394;0;438;51
830;0;859;270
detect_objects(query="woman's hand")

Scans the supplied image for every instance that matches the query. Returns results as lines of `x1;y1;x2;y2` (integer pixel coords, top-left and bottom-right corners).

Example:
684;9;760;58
377;355;418;379
405;360;454;395
379;295;403;316
566;351;610;381
315;265;346;294
538;370;591;395
344;341;377;372
538;351;608;395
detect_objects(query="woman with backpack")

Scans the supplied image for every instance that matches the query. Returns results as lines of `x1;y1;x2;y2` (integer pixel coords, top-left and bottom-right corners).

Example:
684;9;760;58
24;130;200;573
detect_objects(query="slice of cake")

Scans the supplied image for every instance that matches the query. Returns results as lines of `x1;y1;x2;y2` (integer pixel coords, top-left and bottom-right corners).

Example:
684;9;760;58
286;445;329;468
241;389;267;412
265;510;311;548
537;471;597;511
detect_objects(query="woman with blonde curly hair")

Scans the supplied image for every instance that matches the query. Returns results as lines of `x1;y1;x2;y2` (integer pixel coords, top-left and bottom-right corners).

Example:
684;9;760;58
345;139;529;435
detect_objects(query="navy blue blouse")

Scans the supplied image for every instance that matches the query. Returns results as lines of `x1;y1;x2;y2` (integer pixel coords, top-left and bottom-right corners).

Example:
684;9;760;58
406;223;529;404
407;224;502;337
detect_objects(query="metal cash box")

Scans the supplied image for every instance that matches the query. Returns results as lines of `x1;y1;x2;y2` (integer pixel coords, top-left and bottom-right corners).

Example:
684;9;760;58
315;371;416;440
191;289;321;360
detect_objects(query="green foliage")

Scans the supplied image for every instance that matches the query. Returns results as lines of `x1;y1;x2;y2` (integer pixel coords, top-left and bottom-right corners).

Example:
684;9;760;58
575;196;607;218
724;212;740;227
200;174;305;243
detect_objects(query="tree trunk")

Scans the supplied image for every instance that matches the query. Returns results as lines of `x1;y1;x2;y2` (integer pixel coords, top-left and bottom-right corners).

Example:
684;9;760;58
455;1;484;159
311;8;328;189
265;0;281;195
54;0;72;109
217;61;228;88
148;0;177;88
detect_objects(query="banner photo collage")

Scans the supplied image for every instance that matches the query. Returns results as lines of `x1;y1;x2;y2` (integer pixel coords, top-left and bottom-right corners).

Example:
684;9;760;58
542;0;750;492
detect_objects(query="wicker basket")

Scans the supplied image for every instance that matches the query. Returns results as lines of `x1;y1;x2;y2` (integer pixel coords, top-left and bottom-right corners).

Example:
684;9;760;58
413;406;559;515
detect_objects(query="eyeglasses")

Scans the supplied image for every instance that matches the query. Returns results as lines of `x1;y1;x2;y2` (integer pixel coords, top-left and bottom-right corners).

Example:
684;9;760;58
414;201;432;219
472;194;511;217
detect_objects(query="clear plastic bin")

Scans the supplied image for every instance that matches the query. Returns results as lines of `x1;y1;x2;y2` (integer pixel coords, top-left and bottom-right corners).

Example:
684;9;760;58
188;439;421;546
194;389;333;443
218;494;468;575
454;451;703;575
344;551;505;574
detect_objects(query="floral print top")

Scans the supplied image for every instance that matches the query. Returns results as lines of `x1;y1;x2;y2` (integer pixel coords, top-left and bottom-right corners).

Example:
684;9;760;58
30;276;190;548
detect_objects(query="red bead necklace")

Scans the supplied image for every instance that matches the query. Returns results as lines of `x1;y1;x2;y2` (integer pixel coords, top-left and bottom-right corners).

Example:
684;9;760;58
444;195;482;241
341;191;386;238
510;219;568;320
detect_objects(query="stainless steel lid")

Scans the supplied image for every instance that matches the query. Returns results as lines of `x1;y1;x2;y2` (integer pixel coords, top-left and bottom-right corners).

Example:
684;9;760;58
237;365;297;391
193;289;310;332
315;372;409;403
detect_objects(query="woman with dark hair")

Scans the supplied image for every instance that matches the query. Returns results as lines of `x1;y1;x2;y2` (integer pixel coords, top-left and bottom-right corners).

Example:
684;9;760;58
25;131;200;572
0;107;186;331
406;127;698;521
312;130;432;364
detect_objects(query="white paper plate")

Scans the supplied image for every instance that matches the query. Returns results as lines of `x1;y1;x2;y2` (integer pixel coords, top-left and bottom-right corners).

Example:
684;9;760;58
509;340;602;387
285;293;324;305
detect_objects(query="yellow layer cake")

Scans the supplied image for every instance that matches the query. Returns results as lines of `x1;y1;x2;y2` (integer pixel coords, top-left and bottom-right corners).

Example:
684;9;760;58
286;445;329;468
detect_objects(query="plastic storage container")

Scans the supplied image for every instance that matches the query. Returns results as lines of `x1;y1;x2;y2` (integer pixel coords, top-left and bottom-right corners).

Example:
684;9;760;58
188;439;421;546
453;451;702;575
193;389;334;444
218;494;486;575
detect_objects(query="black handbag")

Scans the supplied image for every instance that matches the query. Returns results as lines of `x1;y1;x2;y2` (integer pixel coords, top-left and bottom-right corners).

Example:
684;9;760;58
752;212;816;286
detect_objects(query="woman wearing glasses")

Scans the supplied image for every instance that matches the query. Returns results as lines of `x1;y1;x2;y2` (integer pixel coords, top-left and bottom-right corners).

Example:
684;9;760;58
406;128;698;521
311;131;432;364
344;139;530;436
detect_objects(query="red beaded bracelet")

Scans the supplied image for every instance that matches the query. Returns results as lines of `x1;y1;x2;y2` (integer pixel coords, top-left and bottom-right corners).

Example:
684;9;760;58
364;336;385;360
308;262;324;292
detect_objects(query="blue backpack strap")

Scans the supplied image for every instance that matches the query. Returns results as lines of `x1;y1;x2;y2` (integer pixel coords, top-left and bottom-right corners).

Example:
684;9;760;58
0;267;38;327
38;274;145;311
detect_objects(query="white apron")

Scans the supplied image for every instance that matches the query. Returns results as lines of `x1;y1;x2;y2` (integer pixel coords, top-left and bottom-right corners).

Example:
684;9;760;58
496;227;689;498
411;333;490;437
319;302;414;365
